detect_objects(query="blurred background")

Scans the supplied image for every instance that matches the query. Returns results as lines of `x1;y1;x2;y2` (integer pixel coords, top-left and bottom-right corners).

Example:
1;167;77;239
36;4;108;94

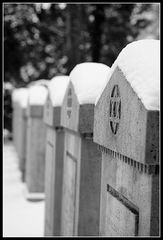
3;3;160;135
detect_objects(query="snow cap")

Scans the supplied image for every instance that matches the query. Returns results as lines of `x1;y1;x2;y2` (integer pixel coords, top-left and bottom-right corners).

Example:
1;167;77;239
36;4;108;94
70;62;111;104
97;39;160;110
18;88;29;108
12;88;28;106
28;85;48;105
12;88;21;102
48;75;70;106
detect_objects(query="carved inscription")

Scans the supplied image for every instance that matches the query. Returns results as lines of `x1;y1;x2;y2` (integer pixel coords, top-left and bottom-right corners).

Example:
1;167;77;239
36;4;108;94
67;88;72;118
106;184;139;236
46;98;50;118
109;85;121;134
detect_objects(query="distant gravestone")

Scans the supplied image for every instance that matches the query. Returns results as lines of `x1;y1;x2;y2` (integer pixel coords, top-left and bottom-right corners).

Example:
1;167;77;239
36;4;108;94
12;89;19;149
43;76;70;236
12;88;24;153
25;84;48;199
60;63;111;236
94;40;160;236
16;88;29;181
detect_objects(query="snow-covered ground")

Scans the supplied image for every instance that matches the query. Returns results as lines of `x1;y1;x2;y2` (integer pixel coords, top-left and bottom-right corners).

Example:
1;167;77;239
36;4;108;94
3;141;45;237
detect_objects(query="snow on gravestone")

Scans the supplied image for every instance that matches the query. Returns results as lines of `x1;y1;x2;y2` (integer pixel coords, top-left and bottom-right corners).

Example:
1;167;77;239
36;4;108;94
60;63;111;236
43;76;70;236
26;85;48;197
94;40;160;236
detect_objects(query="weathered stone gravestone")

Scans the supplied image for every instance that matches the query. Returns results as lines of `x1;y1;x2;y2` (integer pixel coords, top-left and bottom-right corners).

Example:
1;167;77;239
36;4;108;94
43;76;70;236
12;88;20;151
25;84;48;199
12;88;25;153
16;88;29;181
60;63;111;236
94;40;160;236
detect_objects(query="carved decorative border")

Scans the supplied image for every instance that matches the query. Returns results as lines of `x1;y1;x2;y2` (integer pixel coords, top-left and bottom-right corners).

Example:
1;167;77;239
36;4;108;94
98;145;159;175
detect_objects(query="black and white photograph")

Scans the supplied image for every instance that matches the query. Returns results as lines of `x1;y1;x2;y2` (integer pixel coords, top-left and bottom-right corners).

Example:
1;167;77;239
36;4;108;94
3;2;160;237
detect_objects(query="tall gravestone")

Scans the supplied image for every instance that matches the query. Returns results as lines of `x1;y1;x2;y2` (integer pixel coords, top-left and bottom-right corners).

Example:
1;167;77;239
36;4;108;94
12;88;20;150
25;84;48;199
94;40;160;236
12;88;25;153
43;76;70;236
60;63;111;236
16;88;29;182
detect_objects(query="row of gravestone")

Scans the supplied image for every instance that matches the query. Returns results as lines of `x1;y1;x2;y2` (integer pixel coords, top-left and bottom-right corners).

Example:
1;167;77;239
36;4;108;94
12;40;160;237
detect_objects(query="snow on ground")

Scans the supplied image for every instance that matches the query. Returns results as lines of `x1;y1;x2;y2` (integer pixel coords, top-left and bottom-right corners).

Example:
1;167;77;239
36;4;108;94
70;62;111;104
3;141;45;237
48;76;70;106
96;39;160;110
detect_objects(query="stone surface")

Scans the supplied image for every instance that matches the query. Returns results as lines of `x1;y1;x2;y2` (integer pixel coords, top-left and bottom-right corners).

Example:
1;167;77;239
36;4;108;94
106;187;138;236
43;78;69;236
99;150;159;236
77;138;101;236
12;91;28;182
18;113;27;181
25;117;46;193
27;105;44;118
60;80;102;236
94;66;159;165
94;64;159;236
61;131;81;236
44;126;65;236
78;104;94;134
25;84;48;195
61;81;79;132
43;76;69;128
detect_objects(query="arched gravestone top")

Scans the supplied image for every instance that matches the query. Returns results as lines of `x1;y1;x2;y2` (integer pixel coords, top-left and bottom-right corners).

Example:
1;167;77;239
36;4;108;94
61;62;111;133
96;40;160;110
27;85;48;118
43;75;70;127
70;62;111;104
12;89;18;103
18;88;29;109
94;40;160;165
61;81;79;132
12;88;26;104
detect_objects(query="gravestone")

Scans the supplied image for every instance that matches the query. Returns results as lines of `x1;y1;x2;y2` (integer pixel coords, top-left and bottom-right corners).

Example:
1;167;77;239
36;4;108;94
43;76;70;236
12;88;24;153
94;40;160;236
16;88;29;182
60;62;111;236
25;84;48;199
12;88;19;150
